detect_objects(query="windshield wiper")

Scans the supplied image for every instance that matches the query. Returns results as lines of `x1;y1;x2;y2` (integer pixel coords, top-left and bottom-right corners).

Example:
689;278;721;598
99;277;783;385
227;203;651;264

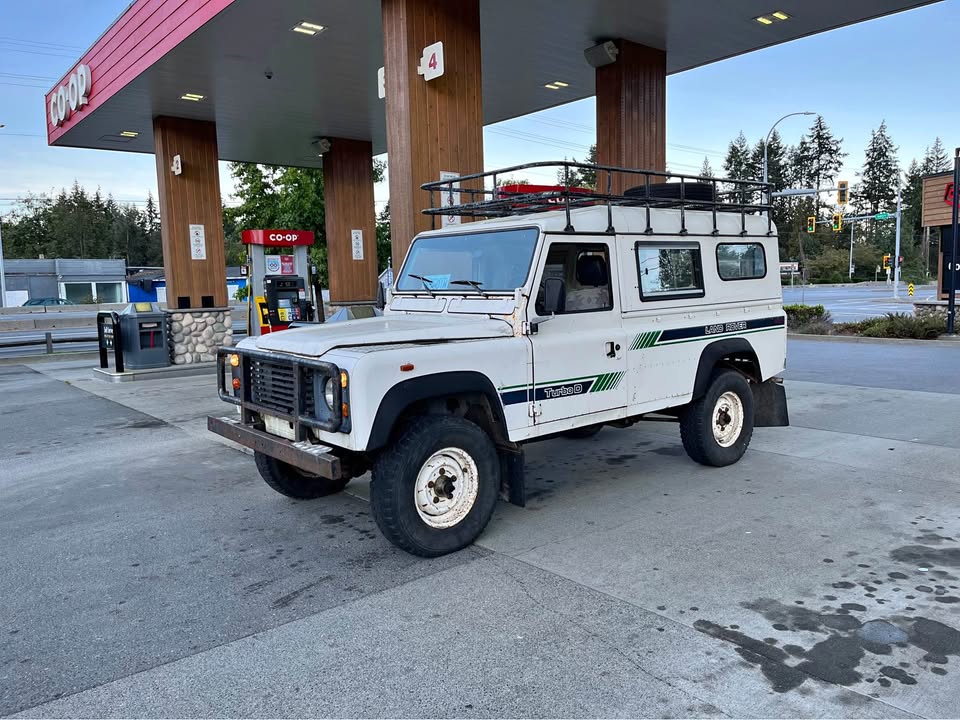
450;279;487;297
407;274;436;297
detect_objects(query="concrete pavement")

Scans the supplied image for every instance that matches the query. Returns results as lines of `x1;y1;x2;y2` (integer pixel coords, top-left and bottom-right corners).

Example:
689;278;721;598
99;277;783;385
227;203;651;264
3;337;959;718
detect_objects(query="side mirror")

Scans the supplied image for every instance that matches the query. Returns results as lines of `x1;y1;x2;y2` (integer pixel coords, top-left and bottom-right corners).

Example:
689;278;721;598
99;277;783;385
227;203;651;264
542;277;565;315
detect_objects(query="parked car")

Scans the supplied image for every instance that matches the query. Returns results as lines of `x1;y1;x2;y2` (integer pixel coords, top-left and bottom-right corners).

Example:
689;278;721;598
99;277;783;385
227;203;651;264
209;162;789;557
22;298;76;306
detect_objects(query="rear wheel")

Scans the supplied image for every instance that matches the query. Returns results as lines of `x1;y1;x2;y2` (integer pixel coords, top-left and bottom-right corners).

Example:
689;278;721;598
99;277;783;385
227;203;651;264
370;415;500;557
254;451;350;499
679;370;754;467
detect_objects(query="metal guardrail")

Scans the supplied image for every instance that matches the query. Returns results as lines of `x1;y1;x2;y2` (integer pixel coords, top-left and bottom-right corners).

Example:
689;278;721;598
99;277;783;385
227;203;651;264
0;328;246;356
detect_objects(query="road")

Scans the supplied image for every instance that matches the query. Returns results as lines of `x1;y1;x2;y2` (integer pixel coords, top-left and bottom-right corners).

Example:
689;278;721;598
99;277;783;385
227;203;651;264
782;283;936;322
2;338;959;718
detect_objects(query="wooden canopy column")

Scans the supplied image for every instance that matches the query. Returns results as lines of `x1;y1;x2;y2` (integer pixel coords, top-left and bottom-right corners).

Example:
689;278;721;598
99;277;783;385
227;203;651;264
323;138;378;304
382;0;484;267
153;116;227;309
596;40;666;194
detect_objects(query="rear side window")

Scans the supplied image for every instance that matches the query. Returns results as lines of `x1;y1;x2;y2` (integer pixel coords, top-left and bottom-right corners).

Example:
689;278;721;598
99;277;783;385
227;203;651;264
635;242;704;300
717;243;767;280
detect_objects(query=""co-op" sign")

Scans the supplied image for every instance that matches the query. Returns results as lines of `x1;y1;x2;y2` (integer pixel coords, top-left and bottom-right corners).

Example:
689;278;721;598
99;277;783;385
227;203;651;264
49;64;92;127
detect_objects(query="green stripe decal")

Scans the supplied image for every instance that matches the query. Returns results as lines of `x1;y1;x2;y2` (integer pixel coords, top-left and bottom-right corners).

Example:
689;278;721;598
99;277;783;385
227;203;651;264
630;330;661;350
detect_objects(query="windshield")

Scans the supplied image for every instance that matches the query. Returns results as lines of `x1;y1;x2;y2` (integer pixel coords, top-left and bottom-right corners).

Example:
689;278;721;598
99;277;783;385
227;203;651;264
396;228;539;293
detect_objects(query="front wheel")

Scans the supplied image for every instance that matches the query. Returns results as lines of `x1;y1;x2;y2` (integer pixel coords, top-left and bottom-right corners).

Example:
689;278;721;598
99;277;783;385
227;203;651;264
370;415;500;557
679;370;754;467
254;451;350;499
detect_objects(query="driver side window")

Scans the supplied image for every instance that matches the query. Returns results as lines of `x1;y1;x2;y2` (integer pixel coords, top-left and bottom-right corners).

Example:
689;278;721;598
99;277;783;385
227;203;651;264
535;243;613;315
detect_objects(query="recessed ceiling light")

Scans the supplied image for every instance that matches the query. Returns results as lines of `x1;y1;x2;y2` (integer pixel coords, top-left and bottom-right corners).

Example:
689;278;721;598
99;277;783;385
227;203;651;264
180;93;205;101
772;10;790;20
119;130;139;138
553;81;569;88
544;83;561;90
292;21;325;35
755;15;774;25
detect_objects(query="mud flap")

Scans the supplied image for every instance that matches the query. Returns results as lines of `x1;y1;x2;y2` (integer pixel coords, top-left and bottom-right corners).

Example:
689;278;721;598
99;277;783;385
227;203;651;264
499;448;526;507
753;379;789;427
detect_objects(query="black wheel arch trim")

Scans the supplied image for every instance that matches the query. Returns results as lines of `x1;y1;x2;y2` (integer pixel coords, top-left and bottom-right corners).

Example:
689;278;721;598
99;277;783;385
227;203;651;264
692;338;761;399
366;371;508;451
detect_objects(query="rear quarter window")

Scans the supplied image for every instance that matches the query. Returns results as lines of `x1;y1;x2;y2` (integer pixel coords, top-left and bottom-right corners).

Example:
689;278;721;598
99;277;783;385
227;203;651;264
716;243;766;281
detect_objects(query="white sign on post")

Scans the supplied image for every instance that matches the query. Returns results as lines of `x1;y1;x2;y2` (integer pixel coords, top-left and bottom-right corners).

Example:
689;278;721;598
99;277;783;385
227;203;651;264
189;224;206;260
439;171;460;227
351;229;364;261
377;67;386;99
419;41;444;81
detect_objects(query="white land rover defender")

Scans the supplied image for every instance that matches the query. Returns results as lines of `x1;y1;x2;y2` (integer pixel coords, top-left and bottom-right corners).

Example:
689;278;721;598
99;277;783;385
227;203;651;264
210;162;789;557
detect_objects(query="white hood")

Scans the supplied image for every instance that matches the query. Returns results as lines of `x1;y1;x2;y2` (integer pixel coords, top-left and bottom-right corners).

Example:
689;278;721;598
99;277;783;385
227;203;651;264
247;313;513;357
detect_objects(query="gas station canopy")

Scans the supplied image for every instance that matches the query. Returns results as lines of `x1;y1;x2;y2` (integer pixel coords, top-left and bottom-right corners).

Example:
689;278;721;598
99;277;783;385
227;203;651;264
46;0;936;167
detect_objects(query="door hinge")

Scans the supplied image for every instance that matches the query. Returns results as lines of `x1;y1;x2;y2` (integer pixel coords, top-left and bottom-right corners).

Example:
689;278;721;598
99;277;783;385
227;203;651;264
528;402;542;418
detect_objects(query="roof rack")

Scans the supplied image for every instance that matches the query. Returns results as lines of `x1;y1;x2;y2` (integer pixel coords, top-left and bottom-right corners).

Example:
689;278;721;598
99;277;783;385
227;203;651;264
421;160;773;236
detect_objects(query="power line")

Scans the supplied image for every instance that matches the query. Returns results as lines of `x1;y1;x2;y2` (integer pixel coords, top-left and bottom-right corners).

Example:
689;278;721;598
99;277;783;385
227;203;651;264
0;36;84;51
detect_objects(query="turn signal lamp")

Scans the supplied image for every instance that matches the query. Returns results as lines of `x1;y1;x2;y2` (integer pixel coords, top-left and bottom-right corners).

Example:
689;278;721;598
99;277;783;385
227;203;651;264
232;378;241;390
340;370;348;388
342;403;350;418
229;354;240;367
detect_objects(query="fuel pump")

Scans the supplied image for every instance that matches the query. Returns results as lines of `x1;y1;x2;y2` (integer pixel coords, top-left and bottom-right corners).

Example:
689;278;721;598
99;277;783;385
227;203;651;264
241;229;319;336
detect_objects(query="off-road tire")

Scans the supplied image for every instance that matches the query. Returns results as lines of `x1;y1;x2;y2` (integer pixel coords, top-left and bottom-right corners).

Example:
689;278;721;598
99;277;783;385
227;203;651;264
679;370;754;467
370;415;500;557
563;424;604;439
254;451;350;499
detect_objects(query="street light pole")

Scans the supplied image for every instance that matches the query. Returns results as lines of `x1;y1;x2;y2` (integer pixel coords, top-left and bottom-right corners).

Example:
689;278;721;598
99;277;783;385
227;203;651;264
763;111;817;188
893;174;903;299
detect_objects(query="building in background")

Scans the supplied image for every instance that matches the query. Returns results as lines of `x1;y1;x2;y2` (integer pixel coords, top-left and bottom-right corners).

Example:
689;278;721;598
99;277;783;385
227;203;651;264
3;258;128;306
126;267;247;305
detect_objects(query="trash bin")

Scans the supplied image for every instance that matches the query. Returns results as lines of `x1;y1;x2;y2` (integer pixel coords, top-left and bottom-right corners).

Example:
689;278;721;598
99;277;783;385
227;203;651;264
118;302;169;369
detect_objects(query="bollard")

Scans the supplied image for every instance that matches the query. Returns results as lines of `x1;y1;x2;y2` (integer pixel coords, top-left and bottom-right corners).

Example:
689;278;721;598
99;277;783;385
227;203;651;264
45;332;53;354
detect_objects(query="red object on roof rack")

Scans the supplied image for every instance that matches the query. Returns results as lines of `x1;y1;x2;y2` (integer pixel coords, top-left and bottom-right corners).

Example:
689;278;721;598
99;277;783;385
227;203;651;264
497;183;594;209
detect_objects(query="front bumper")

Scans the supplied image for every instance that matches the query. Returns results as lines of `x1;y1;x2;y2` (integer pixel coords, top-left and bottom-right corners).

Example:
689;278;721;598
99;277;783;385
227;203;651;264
208;415;346;480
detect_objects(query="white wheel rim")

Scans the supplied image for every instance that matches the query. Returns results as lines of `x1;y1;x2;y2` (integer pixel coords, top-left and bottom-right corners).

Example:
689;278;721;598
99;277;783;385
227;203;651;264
712;391;744;448
414;447;480;529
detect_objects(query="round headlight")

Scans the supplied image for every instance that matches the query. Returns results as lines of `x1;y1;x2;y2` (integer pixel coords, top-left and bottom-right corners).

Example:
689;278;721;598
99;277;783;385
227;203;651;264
323;378;335;409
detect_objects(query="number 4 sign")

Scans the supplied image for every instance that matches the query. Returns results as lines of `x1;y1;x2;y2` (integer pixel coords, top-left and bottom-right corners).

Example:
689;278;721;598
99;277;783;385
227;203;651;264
419;41;444;81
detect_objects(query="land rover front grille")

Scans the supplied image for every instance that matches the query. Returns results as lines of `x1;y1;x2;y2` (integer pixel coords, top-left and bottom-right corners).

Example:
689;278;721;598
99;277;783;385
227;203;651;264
249;358;315;416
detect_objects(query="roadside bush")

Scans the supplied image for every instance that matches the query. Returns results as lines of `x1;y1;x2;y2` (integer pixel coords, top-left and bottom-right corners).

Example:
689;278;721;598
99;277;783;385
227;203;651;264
784;304;830;328
793;318;834;335
835;313;946;340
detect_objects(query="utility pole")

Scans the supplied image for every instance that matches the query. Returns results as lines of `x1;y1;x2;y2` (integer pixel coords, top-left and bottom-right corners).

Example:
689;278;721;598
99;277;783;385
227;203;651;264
848;219;855;279
893;175;903;299
0;214;7;309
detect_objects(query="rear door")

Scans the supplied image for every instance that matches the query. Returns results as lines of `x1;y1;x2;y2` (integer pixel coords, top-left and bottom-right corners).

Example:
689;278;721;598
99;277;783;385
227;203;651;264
528;237;626;425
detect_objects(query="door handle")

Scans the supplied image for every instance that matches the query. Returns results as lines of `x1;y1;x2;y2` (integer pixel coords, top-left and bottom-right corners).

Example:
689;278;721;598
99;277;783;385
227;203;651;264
605;341;620;358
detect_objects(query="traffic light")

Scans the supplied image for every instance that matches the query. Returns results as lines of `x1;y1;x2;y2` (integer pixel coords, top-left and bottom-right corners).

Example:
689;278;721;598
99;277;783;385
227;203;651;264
806;216;816;233
832;213;843;232
837;180;849;206
882;254;891;270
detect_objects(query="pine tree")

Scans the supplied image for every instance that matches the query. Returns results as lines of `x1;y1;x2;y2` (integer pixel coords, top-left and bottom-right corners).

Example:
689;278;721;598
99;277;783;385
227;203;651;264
699;157;714;178
922;137;950;174
856;120;900;214
723;132;751;202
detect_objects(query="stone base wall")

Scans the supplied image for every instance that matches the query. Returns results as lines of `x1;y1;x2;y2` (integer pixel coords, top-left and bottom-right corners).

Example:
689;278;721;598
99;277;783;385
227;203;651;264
914;301;949;320
166;309;233;365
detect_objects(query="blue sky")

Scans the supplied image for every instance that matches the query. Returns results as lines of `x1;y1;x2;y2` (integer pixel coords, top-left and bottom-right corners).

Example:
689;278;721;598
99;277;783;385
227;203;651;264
1;0;957;215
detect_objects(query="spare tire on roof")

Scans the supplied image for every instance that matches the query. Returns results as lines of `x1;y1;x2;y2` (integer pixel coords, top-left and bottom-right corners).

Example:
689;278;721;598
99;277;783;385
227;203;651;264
624;182;716;202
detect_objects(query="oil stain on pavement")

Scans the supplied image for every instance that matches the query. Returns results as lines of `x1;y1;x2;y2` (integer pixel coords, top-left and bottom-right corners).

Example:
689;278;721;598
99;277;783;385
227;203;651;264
692;520;960;696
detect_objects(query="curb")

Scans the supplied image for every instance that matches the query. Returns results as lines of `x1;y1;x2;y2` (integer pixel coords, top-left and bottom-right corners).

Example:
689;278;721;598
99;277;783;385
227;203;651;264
787;333;960;347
